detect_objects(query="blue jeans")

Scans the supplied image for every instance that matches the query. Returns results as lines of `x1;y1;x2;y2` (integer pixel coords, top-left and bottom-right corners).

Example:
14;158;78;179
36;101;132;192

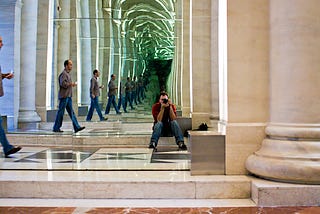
131;91;138;105
86;96;104;121
150;120;184;147
105;94;120;114
125;92;133;109
53;97;81;131
117;95;127;112
0;115;13;154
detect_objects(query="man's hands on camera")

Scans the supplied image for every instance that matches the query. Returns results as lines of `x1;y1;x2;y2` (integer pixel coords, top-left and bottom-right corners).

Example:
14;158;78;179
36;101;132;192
161;98;171;108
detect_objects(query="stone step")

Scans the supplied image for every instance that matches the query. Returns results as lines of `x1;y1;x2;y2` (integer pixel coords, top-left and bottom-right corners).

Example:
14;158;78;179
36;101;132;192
7;131;180;147
0;171;252;199
251;178;320;206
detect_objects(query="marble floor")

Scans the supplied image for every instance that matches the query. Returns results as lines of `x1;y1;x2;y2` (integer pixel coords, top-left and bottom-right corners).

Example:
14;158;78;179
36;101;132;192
0;203;319;213
1;111;319;212
0;146;190;170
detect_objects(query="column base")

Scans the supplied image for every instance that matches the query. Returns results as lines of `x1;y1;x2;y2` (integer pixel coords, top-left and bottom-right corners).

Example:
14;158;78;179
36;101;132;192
246;138;320;184
18;110;41;129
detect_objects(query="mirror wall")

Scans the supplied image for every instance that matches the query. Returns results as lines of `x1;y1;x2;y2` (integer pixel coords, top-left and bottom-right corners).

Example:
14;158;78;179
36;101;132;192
48;0;184;115
1;0;195;170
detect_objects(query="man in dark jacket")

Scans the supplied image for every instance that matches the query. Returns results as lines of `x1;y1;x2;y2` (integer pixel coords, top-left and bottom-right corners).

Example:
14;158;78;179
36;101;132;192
53;59;85;133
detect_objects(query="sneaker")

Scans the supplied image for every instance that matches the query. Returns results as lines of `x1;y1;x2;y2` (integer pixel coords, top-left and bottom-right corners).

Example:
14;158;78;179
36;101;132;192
5;146;22;157
53;129;63;133
178;142;187;151
100;117;108;121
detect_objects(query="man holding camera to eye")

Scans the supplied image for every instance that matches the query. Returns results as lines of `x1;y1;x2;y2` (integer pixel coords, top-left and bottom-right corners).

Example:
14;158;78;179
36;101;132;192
149;91;187;151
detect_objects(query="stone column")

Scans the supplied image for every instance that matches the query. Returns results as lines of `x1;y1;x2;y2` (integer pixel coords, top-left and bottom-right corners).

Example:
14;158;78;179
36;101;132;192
55;0;71;108
35;0;50;121
18;0;41;127
210;0;219;128
181;0;191;117
246;0;320;184
79;0;92;106
190;0;212;128
172;0;182;108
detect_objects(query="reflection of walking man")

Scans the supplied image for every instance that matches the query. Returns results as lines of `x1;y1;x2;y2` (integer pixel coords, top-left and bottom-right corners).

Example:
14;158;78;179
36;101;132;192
86;69;106;121
53;59;85;133
105;74;121;114
0;36;21;157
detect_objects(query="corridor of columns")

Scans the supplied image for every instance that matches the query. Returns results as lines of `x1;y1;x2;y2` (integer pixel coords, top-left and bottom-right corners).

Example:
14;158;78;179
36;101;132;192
0;0;319;210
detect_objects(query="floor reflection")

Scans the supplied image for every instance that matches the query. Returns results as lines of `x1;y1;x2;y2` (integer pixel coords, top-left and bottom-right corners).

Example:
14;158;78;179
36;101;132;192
0;146;190;171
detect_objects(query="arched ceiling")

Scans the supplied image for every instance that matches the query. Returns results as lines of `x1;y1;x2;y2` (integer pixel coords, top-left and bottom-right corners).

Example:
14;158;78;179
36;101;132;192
103;0;177;61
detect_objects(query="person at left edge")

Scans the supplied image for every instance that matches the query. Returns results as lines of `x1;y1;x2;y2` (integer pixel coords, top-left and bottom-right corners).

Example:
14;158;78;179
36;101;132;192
53;59;85;133
0;35;21;157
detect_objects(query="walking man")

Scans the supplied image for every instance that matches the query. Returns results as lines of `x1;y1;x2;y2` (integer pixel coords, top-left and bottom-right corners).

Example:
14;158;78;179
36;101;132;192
86;69;107;121
53;59;85;133
105;74;121;114
0;35;21;157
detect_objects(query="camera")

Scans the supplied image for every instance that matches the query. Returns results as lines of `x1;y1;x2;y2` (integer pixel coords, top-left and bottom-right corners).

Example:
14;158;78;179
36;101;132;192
162;98;168;104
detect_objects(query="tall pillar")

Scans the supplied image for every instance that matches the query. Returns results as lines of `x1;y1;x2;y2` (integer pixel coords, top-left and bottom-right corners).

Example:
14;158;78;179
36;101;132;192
18;0;41;127
35;0;50;121
246;0;320;184
190;0;212;128
210;0;219;126
55;0;71;108
79;0;92;106
181;0;191;117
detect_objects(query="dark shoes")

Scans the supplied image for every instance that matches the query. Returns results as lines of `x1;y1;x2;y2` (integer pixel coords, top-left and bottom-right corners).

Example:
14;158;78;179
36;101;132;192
100;117;108;121
149;142;157;152
53;129;63;132
75;126;85;133
5;146;22;158
178;142;187;151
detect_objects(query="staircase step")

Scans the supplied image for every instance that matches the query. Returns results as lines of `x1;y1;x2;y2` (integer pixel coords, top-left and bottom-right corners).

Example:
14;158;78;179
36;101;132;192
0;171;251;199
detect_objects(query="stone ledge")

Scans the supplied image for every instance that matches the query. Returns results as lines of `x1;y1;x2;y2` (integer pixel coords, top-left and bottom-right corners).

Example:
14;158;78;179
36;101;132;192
251;177;320;206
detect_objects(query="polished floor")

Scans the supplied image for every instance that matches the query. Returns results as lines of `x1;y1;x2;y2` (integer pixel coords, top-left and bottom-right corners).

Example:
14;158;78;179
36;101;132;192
0;146;190;170
1;110;319;212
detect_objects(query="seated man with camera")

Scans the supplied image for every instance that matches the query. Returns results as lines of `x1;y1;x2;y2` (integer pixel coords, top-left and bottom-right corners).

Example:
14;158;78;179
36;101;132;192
149;91;187;151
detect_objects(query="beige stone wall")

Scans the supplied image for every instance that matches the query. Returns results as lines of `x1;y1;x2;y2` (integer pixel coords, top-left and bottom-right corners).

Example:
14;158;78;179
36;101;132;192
225;0;269;174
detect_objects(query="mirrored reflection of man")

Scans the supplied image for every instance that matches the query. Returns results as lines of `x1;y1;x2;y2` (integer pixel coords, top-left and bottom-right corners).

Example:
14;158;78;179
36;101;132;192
53;59;85;133
149;91;187;151
0;35;21;157
86;69;107;121
117;77;127;113
105;74;121;115
124;76;134;110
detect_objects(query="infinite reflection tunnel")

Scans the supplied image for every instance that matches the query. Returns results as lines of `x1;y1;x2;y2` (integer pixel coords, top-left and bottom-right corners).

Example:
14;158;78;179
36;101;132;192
50;0;183;112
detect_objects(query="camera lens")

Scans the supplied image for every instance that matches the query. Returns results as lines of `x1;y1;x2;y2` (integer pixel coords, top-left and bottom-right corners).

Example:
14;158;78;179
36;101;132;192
162;98;168;104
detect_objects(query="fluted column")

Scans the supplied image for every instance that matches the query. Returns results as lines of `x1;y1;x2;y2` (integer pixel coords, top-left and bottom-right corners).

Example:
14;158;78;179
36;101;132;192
246;0;320;184
18;0;41;126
